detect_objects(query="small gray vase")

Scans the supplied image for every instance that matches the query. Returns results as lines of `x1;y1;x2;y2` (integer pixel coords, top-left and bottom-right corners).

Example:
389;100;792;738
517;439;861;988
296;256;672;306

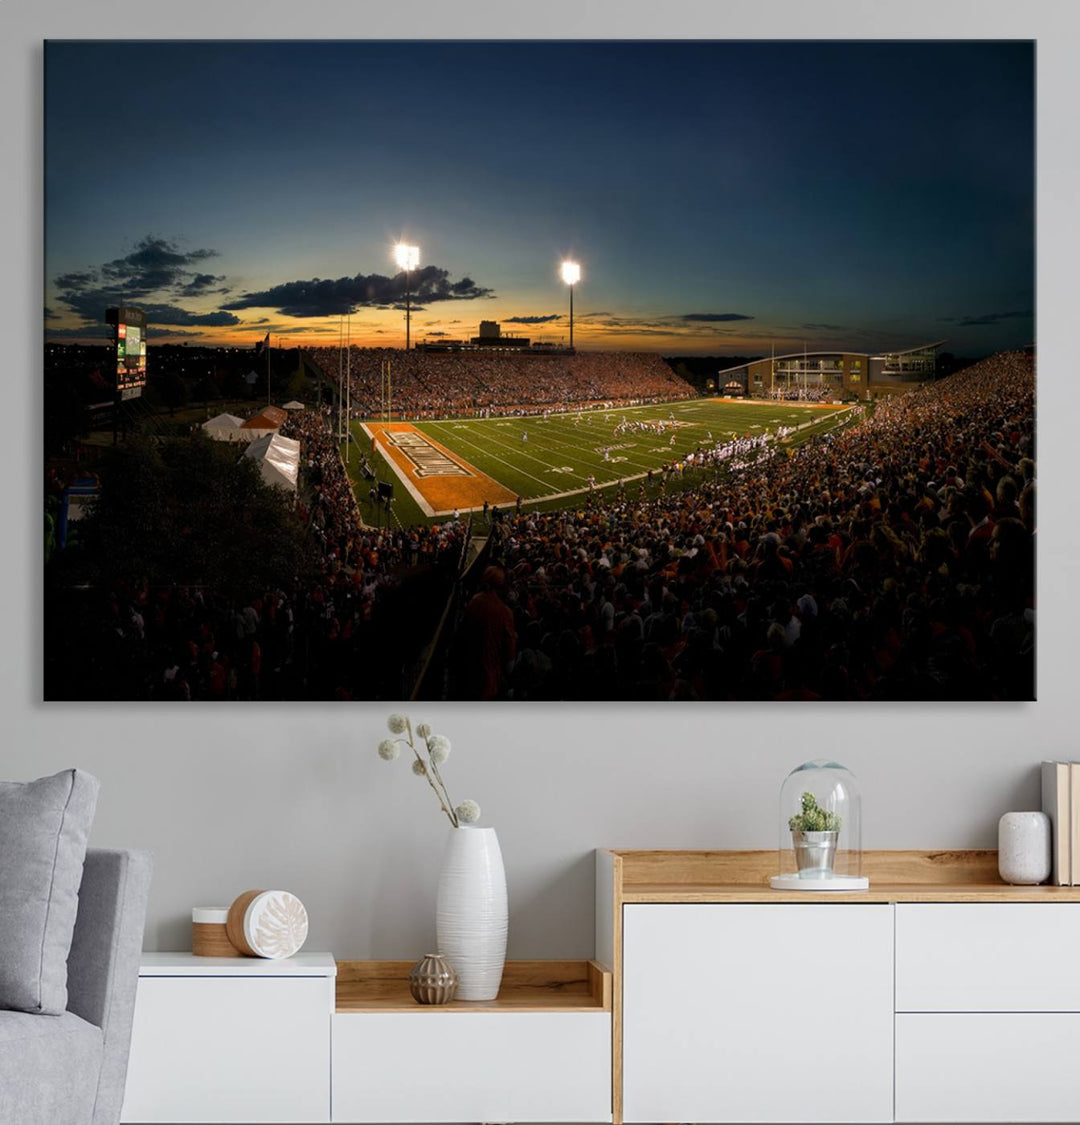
408;952;459;1005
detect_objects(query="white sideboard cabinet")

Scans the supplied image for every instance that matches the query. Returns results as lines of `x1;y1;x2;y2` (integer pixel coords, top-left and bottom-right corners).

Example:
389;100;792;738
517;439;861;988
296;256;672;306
599;849;1080;1125
120;953;336;1124
622;903;894;1124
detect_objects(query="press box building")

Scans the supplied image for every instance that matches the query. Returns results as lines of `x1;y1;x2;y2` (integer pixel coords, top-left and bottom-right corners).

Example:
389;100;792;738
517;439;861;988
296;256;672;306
717;341;943;400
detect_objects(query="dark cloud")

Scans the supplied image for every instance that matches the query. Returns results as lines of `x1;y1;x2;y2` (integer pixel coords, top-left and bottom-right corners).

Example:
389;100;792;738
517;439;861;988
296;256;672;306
801;322;847;332
222;265;494;318
177;272;228;297
680;313;754;323
142;327;210;338
98;236;217;295
51;235;234;326
54;270;98;290
44;306;60;320
135;303;240;327
956;309;1033;327
505;314;561;324
44;324;205;340
426;331;449;337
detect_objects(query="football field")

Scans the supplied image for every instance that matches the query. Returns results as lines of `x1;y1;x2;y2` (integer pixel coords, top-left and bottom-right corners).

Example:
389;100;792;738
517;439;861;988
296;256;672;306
345;398;851;528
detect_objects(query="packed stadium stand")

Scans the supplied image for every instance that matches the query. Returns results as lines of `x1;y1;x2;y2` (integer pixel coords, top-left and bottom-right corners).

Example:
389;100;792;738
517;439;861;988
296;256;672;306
459;350;1035;701
54;351;1033;701
306;347;694;417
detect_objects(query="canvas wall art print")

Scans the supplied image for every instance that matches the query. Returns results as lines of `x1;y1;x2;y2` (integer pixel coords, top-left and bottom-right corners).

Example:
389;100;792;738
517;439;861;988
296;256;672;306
43;40;1035;701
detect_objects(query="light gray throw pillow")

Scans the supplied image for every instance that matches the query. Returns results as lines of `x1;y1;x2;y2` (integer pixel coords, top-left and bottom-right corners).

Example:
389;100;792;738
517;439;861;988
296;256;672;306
0;769;100;1014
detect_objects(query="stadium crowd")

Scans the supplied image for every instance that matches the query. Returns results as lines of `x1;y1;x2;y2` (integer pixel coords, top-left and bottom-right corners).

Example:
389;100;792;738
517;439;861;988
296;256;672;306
60;406;471;700
307;347;693;418
451;352;1034;700
51;349;1034;701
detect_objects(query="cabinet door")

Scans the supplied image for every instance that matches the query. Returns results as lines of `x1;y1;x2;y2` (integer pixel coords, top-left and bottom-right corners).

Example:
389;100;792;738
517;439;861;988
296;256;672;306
121;976;331;1123
622;904;893;1124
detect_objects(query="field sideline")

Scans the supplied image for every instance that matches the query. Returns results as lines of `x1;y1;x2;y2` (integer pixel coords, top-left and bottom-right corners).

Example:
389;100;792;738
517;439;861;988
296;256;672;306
344;397;851;529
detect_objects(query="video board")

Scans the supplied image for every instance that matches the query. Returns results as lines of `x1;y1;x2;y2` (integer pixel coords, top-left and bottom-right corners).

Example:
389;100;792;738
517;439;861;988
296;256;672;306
106;306;148;399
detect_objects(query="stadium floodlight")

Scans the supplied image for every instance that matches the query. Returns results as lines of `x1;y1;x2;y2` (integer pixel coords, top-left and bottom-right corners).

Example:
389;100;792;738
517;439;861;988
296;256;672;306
394;243;420;273
560;260;581;349
393;242;421;350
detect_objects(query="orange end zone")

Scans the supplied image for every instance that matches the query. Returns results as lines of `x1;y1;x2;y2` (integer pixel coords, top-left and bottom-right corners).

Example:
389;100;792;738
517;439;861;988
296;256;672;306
363;422;516;516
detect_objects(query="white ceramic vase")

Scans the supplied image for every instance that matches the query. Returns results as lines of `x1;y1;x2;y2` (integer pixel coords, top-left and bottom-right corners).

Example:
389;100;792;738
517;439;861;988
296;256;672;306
435;825;508;1001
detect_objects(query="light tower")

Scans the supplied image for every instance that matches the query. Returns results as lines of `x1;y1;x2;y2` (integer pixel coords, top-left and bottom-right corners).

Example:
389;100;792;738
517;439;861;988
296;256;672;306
393;242;420;350
560;260;580;350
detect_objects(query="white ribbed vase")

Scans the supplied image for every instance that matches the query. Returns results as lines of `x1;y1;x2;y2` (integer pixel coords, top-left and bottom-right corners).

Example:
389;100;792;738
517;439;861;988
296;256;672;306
435;826;508;1001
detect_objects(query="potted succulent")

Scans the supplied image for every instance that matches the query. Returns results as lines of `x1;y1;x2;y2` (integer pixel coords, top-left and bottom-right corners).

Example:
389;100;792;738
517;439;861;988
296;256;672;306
788;792;842;877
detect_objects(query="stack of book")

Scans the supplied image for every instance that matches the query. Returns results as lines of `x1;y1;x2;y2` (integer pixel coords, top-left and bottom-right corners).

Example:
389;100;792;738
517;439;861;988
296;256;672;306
1041;760;1080;885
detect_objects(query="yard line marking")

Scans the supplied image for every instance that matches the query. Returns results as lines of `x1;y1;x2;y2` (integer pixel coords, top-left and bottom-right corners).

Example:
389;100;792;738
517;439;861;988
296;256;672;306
419;422;562;493
425;419;645;482
464;417;666;475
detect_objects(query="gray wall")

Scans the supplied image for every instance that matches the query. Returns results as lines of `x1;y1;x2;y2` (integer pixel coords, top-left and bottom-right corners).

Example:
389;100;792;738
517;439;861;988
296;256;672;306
5;2;1078;960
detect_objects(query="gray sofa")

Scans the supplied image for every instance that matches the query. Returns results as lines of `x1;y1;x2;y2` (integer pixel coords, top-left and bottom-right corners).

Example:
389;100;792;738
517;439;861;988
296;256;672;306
0;848;153;1125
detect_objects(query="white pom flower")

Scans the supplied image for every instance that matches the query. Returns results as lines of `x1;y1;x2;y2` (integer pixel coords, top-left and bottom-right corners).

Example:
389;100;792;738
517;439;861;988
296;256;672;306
415;722;432;738
428;734;451;764
377;739;399;761
411;759;427;776
454;799;481;824
387;713;409;735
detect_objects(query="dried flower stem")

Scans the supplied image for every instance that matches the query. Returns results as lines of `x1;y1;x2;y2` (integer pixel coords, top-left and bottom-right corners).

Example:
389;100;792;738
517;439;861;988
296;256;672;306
404;718;458;827
425;748;459;828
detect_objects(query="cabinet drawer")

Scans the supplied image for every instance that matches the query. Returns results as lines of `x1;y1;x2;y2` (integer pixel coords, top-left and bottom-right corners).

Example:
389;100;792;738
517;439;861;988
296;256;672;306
896;1013;1080;1122
121;976;332;1123
896;904;1080;1011
623;904;894;1123
332;1011;611;1123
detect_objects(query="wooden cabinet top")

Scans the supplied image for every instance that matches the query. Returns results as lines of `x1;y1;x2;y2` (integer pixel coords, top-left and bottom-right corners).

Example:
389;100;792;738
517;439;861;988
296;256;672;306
600;849;1080;903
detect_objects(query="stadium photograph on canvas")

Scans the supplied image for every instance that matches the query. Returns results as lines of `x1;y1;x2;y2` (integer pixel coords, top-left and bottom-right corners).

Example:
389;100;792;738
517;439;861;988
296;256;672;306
43;40;1035;701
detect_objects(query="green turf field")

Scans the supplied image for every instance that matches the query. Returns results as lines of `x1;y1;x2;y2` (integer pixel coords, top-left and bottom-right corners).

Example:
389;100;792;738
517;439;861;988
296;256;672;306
344;398;851;529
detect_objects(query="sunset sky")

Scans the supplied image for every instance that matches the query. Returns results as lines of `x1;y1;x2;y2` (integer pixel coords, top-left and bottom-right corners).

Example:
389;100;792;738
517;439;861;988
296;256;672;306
44;40;1034;356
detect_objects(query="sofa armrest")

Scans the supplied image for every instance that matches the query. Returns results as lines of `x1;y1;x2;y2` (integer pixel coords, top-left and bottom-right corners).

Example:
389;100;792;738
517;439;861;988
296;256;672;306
66;848;153;1125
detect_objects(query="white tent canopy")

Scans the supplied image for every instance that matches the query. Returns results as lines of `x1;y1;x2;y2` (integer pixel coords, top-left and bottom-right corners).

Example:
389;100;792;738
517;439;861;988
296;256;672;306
243;433;300;493
201;413;247;441
282;400;306;411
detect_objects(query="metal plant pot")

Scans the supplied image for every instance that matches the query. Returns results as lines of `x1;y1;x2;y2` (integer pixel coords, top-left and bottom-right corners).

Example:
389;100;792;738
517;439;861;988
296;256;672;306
792;830;839;877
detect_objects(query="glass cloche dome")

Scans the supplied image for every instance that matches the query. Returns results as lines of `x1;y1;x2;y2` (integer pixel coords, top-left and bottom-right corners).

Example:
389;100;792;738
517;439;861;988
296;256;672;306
771;760;868;891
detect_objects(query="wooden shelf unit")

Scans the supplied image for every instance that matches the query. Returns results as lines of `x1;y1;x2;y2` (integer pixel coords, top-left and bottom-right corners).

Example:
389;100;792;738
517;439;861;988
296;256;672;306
336;958;611;1013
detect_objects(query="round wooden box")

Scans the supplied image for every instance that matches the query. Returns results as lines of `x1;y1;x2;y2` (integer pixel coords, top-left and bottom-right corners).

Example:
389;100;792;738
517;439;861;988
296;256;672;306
192;906;239;957
226;889;309;959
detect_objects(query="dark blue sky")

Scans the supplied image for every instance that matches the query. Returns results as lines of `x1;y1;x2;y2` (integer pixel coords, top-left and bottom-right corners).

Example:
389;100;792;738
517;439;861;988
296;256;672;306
45;40;1034;354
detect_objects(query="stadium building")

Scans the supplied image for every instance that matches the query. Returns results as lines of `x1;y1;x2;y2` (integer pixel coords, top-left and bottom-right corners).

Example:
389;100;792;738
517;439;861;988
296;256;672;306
717;341;943;400
417;320;571;355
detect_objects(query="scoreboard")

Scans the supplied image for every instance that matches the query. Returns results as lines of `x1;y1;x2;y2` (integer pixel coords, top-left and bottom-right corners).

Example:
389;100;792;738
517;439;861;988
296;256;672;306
105;306;148;400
